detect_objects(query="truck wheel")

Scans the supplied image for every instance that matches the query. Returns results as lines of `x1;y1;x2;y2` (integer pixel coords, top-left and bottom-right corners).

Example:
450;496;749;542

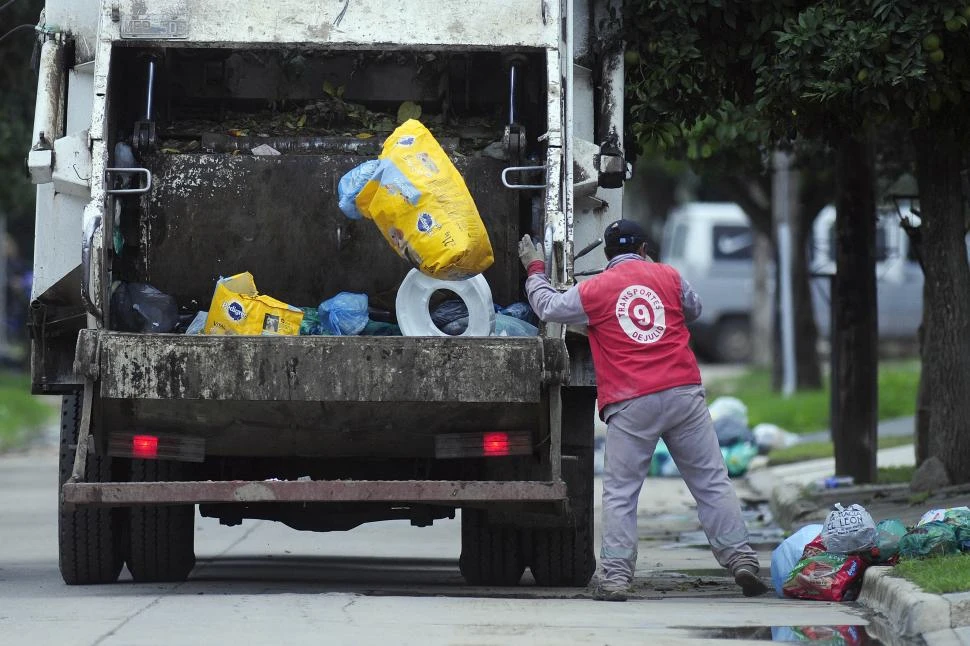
529;449;596;587
459;509;525;586
530;387;596;587
126;459;196;582
714;317;752;364
58;393;125;585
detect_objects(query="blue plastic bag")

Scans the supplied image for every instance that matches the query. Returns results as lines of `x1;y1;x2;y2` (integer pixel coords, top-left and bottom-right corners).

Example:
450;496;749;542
771;524;824;598
337;159;381;220
499;302;538;325
318;292;369;336
493;313;538;337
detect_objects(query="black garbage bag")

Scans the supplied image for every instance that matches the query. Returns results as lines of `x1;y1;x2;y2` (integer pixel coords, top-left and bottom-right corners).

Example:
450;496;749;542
110;282;179;333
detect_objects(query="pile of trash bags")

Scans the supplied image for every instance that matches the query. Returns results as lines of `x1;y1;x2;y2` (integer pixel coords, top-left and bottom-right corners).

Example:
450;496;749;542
648;396;800;479
111;276;539;338
771;504;970;601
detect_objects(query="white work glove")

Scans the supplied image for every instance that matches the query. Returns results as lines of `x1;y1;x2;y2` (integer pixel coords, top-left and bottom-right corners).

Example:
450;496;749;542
518;235;544;270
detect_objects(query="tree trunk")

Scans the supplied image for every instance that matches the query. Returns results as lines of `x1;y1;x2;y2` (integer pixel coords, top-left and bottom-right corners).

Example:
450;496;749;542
752;231;773;369
793;204;822;389
913;126;970;484
717;174;822;389
831;136;878;484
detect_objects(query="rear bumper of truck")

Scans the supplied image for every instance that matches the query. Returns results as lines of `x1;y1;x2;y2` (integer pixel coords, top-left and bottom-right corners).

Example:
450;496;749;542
61;479;567;506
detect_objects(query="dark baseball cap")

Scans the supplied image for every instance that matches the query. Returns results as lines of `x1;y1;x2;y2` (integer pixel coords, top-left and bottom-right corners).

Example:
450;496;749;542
603;219;647;250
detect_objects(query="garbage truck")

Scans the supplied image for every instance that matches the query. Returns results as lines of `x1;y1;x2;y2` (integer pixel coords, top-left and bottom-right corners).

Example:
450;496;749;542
25;0;630;586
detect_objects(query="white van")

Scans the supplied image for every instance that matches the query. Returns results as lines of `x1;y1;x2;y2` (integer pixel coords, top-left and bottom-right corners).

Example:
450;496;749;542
661;201;939;363
661;202;758;362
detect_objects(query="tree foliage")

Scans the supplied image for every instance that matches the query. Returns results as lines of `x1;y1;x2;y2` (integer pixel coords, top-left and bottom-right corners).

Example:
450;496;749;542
0;0;44;239
623;0;970;483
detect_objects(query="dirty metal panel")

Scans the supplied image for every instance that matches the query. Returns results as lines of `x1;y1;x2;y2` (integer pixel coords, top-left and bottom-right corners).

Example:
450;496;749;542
63;479;567;506
106;0;558;49
127;153;519;311
86;331;554;403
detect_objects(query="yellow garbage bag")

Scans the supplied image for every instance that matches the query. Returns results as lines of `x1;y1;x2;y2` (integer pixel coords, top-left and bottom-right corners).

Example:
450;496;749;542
204;272;303;336
344;119;494;281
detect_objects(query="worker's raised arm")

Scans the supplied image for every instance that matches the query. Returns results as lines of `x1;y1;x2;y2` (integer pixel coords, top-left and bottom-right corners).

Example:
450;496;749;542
518;235;590;325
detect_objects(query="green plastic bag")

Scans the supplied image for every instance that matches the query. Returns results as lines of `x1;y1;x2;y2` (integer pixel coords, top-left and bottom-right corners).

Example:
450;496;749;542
721;441;759;477
861;519;908;564
898;521;960;559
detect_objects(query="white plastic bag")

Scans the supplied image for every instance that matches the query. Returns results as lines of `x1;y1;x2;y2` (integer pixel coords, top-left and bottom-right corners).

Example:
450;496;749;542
770;523;824;598
753;423;800;452
708;396;749;427
822;503;877;554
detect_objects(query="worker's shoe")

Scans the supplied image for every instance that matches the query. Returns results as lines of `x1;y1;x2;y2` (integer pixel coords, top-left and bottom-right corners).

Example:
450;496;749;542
732;564;769;597
590;580;631;602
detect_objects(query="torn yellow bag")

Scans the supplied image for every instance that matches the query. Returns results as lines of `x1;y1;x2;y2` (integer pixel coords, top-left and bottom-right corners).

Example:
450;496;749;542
204;272;303;336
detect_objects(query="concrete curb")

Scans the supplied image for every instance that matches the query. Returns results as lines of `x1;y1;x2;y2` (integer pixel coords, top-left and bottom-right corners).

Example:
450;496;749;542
858;567;970;644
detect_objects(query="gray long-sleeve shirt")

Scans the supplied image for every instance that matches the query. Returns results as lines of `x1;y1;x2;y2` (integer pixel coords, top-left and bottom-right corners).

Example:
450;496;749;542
525;253;702;325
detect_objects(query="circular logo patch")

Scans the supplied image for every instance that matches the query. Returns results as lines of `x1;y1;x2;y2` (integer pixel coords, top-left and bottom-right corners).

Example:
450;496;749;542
417;212;434;233
615;285;666;344
226;301;245;322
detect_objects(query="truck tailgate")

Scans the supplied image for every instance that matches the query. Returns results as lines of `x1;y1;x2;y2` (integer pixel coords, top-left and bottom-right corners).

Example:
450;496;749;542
78;330;566;403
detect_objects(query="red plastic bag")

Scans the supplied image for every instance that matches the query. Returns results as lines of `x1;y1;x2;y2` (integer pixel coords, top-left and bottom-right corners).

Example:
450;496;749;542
801;534;827;559
782;553;867;601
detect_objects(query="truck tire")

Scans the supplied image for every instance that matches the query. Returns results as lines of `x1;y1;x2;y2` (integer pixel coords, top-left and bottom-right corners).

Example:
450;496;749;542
530;387;596;587
58;393;125;585
458;509;525;586
714;317;752;364
126;459;196;582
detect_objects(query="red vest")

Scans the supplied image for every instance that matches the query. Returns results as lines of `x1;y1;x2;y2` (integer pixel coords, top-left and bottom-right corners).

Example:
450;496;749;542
577;259;701;412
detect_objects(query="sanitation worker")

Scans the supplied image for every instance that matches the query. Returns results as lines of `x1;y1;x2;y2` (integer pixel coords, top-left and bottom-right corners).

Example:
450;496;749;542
518;219;767;601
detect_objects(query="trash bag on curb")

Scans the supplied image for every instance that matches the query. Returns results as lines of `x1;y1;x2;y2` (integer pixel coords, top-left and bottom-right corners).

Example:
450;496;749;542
822;503;877;554
110;281;179;333
917;507;970;527
898;521;960;559
318;292;369;336
782;553;867;602
771;524;824;597
708;396;748;427
866;519;909;564
721;441;758;477
714;416;755;447
752;423;800;453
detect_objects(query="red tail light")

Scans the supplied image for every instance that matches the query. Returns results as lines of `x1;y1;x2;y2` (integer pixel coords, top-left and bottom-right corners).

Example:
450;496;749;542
482;432;510;456
109;433;205;462
132;435;159;459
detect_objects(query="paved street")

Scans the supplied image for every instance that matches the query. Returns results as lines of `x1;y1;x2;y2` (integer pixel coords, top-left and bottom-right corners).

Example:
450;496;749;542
0;440;881;645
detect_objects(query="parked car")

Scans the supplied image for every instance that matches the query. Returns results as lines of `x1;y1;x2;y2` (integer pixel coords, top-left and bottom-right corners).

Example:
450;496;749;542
661;202;759;362
660;201;958;363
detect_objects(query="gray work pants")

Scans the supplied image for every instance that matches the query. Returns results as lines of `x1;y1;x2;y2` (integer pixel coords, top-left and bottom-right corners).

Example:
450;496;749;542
599;384;759;587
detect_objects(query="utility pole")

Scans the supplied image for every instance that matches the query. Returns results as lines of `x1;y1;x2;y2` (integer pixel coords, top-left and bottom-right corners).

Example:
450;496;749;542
772;150;797;397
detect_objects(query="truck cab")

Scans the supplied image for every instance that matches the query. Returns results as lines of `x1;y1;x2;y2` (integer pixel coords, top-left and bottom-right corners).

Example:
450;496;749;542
26;0;627;587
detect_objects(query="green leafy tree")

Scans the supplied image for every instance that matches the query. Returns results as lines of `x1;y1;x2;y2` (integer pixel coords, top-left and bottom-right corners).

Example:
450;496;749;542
624;0;970;483
0;0;45;251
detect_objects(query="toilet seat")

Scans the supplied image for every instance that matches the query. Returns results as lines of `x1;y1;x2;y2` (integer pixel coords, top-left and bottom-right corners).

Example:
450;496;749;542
396;269;495;337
